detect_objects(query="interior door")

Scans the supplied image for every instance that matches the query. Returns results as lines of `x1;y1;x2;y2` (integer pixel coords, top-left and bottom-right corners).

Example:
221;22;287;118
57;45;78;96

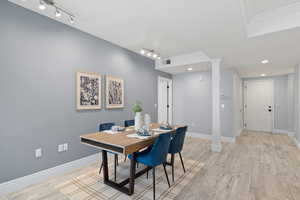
158;77;172;124
244;79;274;132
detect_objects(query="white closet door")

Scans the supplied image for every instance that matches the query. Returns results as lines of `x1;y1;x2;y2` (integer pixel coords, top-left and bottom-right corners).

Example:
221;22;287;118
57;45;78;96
158;77;172;124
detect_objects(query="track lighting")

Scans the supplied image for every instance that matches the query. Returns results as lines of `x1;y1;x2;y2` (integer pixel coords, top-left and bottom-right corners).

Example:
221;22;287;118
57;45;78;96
140;49;145;55
69;16;75;24
37;0;75;24
39;0;46;10
55;9;61;18
140;49;161;60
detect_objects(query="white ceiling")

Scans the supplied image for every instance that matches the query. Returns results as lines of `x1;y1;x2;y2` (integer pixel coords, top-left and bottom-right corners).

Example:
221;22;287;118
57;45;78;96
244;0;300;19
8;0;300;77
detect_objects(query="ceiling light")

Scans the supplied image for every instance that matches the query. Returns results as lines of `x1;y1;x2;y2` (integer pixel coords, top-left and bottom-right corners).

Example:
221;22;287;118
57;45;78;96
147;52;152;57
69;16;75;24
261;60;269;64
157;57;161;60
261;73;266;77
38;0;46;10
187;68;193;71
140;49;145;55
55;9;61;18
153;54;158;58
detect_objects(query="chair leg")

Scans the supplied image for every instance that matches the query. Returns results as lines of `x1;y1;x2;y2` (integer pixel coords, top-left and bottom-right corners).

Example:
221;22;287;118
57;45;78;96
179;152;186;173
146;168;149;179
116;155;119;166
171;154;175;182
163;163;171;188
114;154;117;182
153;167;156;200
99;162;103;174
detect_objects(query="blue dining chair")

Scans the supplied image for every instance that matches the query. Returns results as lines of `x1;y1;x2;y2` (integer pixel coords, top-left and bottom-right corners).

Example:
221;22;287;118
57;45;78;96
124;119;135;127
128;132;172;200
168;126;188;182
99;123;119;181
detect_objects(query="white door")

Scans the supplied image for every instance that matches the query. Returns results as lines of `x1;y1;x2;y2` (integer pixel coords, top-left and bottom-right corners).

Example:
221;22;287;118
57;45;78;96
158;77;172;124
244;79;274;132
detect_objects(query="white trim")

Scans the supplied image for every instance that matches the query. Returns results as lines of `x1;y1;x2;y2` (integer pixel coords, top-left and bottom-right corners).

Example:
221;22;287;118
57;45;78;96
0;153;100;196
187;132;236;143
293;137;300;149
272;129;295;137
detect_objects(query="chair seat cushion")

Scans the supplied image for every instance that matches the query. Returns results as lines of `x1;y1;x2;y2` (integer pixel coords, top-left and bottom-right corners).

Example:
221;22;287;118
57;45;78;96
128;145;154;166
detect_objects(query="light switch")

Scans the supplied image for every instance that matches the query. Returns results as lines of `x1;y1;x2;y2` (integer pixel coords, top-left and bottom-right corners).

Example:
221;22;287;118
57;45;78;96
58;144;64;152
63;143;68;151
221;104;225;108
35;148;42;158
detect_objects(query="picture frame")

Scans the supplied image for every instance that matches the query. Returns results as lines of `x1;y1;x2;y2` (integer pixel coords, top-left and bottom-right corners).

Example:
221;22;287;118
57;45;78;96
105;75;124;109
76;72;101;110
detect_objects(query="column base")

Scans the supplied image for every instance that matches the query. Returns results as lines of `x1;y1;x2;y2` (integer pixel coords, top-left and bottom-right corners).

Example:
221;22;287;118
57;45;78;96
211;142;222;152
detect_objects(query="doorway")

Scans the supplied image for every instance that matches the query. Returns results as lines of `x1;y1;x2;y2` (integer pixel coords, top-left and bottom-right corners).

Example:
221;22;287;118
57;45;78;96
244;79;274;132
158;76;173;124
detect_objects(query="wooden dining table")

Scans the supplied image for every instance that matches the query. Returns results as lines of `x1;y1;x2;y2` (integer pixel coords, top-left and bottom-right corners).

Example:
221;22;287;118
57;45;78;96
80;123;180;196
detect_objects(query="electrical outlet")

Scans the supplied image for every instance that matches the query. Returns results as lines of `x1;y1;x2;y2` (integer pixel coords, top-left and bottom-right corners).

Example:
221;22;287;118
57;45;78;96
58;144;64;152
63;143;68;151
35;148;42;158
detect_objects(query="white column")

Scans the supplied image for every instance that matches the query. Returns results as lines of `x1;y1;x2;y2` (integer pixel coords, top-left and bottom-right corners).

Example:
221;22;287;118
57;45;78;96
211;59;222;152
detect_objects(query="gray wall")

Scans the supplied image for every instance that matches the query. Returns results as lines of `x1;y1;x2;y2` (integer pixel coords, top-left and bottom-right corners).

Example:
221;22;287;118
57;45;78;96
172;69;235;138
0;1;170;183
243;75;293;132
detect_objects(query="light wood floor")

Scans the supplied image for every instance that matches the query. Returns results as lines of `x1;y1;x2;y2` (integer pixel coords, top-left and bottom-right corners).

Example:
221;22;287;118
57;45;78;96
2;131;300;200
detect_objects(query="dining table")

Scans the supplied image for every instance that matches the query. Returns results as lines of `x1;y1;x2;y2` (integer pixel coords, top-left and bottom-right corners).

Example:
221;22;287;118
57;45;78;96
80;123;181;196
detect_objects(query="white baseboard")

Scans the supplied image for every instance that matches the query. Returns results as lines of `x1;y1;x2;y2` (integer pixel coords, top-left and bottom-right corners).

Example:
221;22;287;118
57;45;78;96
272;129;295;137
237;129;243;136
293;137;300;149
0;153;100;196
187;132;236;143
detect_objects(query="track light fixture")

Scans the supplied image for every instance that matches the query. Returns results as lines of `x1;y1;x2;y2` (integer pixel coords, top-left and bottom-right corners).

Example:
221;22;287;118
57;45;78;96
36;0;76;24
55;8;61;18
38;0;46;10
140;49;161;60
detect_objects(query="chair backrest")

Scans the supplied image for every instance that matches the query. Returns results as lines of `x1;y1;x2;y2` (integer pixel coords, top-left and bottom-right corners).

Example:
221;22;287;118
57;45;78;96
99;123;115;131
169;126;188;154
124;120;135;127
149;132;172;166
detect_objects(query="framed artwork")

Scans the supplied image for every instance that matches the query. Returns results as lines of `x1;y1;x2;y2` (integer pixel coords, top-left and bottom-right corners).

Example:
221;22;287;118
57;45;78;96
106;76;124;109
76;72;101;110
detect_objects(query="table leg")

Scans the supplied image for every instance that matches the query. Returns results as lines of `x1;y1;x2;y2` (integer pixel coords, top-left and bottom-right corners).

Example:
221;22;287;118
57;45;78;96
102;150;109;182
129;152;136;194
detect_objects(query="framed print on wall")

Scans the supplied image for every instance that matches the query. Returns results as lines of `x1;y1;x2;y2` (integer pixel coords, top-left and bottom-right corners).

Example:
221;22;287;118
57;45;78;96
76;72;101;110
106;75;124;109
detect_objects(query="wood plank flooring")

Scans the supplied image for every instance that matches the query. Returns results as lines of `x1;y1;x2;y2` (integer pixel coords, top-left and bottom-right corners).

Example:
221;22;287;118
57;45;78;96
2;130;300;200
176;130;300;200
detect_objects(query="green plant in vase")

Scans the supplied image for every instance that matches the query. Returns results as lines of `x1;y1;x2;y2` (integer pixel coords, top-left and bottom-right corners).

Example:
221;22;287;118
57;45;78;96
132;101;143;130
132;101;143;114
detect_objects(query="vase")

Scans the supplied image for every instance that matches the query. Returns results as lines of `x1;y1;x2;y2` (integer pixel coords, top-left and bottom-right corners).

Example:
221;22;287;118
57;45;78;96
144;113;151;127
135;112;143;130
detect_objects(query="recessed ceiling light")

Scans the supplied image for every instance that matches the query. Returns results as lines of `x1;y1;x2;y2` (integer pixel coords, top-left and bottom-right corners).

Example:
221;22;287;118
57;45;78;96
261;60;269;64
147;52;152;57
157;56;161;60
187;67;193;71
261;73;266;77
140;49;145;55
153;54;158;58
38;0;46;10
55;9;61;18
